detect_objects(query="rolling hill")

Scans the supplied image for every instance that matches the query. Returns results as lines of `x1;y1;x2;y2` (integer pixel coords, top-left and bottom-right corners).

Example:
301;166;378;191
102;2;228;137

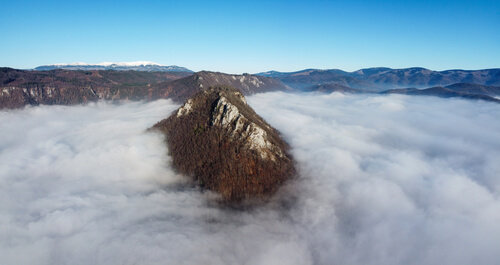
258;68;500;91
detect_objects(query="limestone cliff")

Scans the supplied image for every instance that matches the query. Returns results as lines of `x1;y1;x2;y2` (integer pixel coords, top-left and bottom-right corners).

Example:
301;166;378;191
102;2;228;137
151;85;295;204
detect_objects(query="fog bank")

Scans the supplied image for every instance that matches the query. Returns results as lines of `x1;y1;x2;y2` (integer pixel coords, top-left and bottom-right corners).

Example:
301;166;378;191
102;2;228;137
1;94;499;265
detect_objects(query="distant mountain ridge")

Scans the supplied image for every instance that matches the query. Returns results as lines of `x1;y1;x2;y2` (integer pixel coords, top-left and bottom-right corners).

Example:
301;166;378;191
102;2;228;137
257;67;500;91
2;66;500;109
303;80;500;103
304;83;365;94
382;84;500;104
0;68;290;109
35;61;193;72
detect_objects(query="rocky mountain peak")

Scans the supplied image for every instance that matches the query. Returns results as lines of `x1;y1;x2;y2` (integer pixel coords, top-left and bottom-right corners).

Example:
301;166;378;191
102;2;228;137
151;85;295;204
156;71;291;103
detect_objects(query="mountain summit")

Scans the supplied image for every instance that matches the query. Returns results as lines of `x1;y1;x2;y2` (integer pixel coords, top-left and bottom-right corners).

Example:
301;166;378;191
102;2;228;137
153;71;291;102
151;85;295;204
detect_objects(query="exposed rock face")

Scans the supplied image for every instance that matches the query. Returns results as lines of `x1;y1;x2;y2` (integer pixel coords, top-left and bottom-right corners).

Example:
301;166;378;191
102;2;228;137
152;71;292;103
151;85;295;204
0;68;290;109
0;68;191;109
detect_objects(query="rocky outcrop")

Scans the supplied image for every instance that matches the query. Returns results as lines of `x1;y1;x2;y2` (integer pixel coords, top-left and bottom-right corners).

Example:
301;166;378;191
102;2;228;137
151;85;295;204
151;71;292;103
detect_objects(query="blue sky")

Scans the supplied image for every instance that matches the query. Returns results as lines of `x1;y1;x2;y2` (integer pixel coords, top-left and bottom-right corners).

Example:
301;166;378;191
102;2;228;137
0;0;498;73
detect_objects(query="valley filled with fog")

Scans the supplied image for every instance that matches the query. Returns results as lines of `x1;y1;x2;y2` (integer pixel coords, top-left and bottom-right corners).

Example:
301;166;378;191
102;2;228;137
1;93;499;265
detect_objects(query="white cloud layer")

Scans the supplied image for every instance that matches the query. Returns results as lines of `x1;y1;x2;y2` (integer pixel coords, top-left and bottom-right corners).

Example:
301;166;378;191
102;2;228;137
1;94;500;265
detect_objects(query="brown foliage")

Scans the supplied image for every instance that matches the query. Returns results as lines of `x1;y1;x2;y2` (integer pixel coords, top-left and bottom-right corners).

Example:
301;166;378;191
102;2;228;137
152;86;295;204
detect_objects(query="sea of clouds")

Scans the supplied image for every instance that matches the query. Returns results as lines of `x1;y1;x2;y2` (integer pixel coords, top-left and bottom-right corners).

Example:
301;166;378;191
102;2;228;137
1;93;499;265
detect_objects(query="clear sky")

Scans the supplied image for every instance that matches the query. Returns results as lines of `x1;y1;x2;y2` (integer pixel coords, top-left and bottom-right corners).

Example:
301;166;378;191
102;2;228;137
0;0;498;74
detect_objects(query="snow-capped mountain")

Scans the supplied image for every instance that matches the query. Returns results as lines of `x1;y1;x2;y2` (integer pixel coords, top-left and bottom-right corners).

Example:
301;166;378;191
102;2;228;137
35;61;193;72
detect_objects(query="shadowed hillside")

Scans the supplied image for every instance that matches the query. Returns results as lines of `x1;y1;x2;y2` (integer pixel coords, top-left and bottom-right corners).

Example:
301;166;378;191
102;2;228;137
151;85;295;205
0;69;290;109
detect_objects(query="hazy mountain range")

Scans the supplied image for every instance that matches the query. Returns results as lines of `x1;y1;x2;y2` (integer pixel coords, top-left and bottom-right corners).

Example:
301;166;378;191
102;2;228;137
1;64;500;109
382;85;500;103
34;61;193;72
258;67;500;91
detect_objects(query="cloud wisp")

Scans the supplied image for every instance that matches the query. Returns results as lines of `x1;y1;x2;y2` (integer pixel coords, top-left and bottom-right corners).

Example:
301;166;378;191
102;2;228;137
1;93;499;265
